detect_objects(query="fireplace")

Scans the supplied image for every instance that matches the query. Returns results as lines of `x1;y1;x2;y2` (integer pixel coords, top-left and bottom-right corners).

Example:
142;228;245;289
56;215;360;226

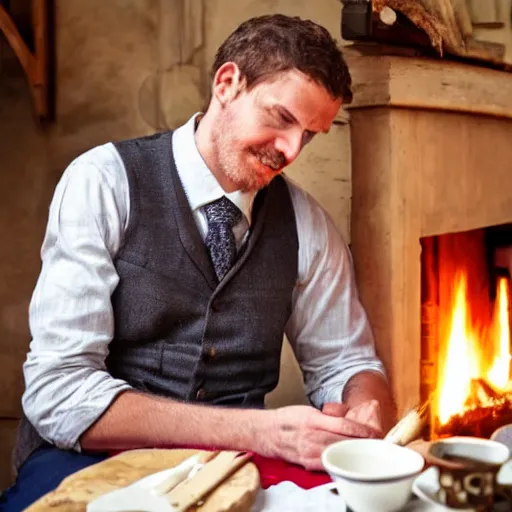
421;226;512;440
344;50;512;428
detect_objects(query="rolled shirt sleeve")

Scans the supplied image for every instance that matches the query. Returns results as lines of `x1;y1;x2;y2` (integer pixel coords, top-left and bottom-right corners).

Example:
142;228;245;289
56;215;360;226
285;178;387;409
22;144;133;450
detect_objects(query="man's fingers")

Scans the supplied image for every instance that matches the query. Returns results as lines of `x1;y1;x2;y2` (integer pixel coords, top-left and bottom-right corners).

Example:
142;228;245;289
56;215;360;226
339;417;380;438
366;402;382;432
347;399;377;415
346;400;383;434
322;402;349;417
297;431;356;471
311;409;379;438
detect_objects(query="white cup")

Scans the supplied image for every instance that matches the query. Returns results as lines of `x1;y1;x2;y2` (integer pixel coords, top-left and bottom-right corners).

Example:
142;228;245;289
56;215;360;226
428;436;511;508
321;439;425;512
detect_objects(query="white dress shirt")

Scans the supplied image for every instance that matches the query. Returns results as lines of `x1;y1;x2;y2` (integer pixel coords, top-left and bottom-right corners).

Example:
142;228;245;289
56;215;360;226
23;115;386;451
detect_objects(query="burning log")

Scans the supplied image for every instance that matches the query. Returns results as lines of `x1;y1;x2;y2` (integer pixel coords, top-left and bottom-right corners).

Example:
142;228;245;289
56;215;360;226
466;378;501;407
435;401;512;439
435;378;512;439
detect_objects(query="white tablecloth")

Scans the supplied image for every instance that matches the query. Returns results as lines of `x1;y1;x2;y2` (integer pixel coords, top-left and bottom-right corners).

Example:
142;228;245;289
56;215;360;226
252;482;447;511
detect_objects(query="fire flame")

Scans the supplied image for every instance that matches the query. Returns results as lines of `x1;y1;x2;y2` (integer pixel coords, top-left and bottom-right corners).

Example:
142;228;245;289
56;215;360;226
436;274;511;426
487;278;511;389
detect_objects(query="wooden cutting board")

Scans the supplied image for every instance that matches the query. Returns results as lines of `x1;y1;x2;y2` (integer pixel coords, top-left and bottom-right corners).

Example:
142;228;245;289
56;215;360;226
24;449;260;512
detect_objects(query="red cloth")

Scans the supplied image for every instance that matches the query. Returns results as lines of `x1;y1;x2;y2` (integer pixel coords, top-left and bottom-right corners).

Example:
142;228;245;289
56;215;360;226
111;446;331;489
250;454;331;489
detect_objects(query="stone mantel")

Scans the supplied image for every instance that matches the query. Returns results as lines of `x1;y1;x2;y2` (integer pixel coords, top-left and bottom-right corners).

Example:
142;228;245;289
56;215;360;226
344;51;512;119
344;52;512;416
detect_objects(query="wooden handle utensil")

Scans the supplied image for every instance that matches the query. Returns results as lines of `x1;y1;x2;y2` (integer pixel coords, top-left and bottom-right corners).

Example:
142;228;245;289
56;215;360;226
166;451;253;512
384;400;430;446
152;451;219;496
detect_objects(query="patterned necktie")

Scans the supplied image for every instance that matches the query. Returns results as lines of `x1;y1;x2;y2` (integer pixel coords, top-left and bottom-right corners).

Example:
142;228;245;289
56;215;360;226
204;196;242;281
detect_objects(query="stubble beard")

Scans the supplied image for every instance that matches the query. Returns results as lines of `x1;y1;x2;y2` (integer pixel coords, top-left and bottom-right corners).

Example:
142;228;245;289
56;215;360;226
214;129;262;193
212;121;286;193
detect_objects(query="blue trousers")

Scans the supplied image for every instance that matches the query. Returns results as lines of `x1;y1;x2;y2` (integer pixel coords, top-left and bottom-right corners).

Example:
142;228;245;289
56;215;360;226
0;445;108;511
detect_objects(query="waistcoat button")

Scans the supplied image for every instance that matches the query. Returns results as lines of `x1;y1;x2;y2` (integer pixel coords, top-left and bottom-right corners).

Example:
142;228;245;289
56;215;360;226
196;388;206;400
203;346;216;362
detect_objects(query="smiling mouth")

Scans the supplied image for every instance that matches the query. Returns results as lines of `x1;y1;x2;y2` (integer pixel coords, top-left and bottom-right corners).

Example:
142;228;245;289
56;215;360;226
259;159;281;171
250;148;286;172
249;155;279;174
255;156;285;174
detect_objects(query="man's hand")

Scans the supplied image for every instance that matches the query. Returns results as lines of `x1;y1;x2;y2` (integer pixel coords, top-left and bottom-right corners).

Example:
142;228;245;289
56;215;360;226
322;400;383;435
264;405;381;470
341;371;397;434
324;400;383;436
345;400;383;435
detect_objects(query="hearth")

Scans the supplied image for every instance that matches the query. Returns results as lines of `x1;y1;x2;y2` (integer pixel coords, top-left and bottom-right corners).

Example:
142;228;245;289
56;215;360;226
345;51;512;427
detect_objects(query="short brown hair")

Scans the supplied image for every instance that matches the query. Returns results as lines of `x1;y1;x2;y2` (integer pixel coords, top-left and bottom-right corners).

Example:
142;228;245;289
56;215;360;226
212;14;352;104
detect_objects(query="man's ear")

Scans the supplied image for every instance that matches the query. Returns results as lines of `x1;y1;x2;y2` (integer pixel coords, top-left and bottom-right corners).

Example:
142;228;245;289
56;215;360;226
212;62;244;106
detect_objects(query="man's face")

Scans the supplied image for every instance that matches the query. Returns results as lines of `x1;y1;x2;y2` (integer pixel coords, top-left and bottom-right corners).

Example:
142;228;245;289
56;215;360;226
210;70;342;192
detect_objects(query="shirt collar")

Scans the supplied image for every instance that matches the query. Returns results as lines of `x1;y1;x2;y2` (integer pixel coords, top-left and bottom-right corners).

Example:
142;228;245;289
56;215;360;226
171;113;256;225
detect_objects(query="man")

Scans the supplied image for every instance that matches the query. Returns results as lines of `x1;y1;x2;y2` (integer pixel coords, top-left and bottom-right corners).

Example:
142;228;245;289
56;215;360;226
1;14;395;510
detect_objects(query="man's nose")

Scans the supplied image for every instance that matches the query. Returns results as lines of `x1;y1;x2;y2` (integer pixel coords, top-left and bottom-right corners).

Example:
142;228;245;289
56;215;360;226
274;131;303;164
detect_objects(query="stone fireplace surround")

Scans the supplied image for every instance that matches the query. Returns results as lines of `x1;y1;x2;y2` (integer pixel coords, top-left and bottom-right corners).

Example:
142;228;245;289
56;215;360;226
345;50;512;416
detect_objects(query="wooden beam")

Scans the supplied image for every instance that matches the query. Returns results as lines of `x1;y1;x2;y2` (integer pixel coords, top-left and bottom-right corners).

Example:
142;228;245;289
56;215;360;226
0;4;34;80
0;0;50;119
32;0;49;118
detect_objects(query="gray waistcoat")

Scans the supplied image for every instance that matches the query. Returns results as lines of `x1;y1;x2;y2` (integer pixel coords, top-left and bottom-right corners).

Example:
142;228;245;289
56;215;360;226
14;131;298;469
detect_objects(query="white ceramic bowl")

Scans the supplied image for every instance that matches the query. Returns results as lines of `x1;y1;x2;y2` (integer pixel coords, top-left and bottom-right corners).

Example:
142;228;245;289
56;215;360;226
429;436;510;466
322;439;425;512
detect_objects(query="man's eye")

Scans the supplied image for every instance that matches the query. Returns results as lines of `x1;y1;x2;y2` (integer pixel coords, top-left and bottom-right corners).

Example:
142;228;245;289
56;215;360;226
278;112;293;126
302;131;316;146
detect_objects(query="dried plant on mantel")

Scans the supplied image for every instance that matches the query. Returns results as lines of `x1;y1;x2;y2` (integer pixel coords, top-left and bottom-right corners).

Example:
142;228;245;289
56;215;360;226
371;0;508;66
